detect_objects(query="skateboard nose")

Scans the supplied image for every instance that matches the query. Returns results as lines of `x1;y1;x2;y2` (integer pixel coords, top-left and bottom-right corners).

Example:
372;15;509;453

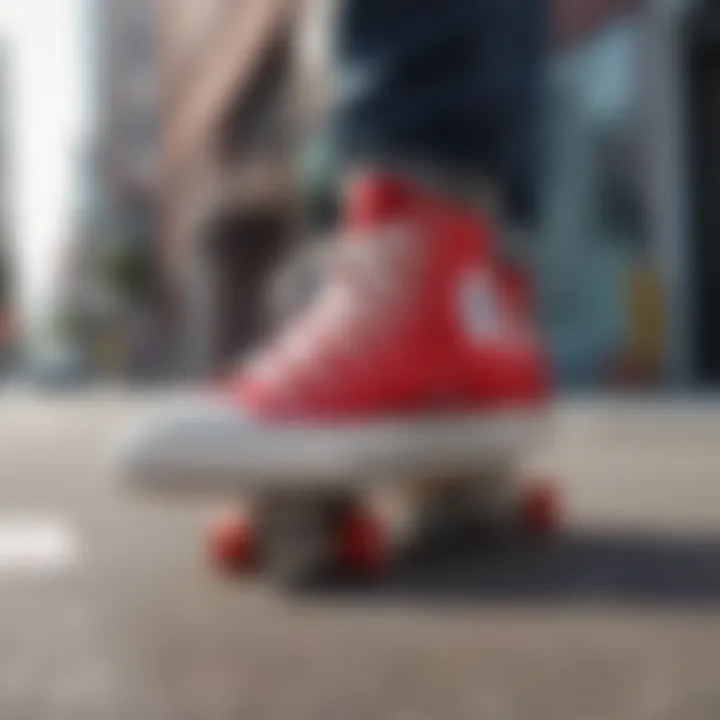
113;418;166;493
111;399;243;495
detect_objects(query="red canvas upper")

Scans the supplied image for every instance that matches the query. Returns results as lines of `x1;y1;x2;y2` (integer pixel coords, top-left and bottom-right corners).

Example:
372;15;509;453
228;172;551;422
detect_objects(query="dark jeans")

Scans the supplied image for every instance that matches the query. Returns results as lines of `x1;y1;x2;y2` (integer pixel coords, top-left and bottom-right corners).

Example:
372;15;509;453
332;0;547;225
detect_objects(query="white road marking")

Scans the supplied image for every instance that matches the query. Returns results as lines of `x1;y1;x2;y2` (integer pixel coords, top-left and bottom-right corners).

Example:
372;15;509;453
0;517;80;574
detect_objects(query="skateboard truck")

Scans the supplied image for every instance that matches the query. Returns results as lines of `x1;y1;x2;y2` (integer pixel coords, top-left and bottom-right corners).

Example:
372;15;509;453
208;494;391;586
206;474;561;588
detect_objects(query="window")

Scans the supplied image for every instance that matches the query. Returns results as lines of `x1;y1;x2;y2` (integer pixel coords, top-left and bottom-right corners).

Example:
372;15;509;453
126;112;158;158
128;22;154;62
192;0;226;48
539;18;651;386
126;6;157;66
220;36;292;161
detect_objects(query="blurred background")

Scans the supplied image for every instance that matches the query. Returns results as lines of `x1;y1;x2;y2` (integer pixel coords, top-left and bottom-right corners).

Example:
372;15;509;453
0;0;717;392
2;3;720;718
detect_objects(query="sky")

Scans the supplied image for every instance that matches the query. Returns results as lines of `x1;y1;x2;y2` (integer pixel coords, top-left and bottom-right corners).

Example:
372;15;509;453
1;0;87;340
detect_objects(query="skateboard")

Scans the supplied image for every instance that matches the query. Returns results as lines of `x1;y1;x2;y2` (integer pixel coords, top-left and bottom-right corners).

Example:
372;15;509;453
204;466;561;587
122;408;561;588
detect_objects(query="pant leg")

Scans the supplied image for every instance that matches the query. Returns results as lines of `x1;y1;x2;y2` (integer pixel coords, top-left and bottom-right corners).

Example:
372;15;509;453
331;0;548;226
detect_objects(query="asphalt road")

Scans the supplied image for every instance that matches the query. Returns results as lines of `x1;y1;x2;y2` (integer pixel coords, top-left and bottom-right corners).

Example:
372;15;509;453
2;388;720;719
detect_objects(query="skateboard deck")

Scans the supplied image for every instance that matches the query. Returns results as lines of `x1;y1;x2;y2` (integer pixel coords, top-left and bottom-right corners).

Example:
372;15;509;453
124;409;547;497
120;407;558;587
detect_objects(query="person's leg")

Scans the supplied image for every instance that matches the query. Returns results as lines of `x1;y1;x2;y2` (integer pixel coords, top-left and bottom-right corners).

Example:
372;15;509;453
292;0;546;324
332;0;547;227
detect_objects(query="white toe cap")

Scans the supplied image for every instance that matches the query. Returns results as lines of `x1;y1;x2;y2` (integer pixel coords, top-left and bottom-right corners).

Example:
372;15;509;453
114;399;248;495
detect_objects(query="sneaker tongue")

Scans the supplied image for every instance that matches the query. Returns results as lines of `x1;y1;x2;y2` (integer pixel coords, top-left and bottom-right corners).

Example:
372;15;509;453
345;174;414;231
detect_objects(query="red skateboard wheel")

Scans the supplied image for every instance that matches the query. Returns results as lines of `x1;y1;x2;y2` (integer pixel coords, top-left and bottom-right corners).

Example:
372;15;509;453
519;480;561;535
207;511;257;574
336;505;389;577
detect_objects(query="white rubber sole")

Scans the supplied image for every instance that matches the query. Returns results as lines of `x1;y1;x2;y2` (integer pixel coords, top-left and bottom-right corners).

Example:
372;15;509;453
116;402;549;498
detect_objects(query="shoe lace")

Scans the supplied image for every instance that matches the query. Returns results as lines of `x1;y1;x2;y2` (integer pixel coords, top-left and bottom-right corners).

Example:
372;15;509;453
248;224;416;382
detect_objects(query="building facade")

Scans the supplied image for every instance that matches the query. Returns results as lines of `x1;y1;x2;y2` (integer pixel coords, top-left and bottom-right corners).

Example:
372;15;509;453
160;0;300;376
541;0;720;388
158;0;720;388
0;45;15;369
80;0;164;376
102;0;160;239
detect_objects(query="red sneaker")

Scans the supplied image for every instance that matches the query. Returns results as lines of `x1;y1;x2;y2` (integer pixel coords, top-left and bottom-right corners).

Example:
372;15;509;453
120;173;551;493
